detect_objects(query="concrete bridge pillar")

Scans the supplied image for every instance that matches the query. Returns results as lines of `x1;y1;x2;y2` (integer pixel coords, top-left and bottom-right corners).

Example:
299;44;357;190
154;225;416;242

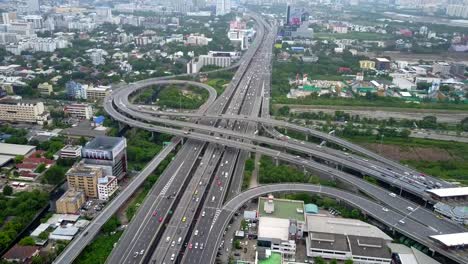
303;166;307;174
305;134;309;141
274;158;279;166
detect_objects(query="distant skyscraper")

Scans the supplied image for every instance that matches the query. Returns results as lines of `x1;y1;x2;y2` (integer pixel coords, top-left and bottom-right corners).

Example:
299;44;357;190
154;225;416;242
286;4;291;25
216;0;231;16
26;0;40;14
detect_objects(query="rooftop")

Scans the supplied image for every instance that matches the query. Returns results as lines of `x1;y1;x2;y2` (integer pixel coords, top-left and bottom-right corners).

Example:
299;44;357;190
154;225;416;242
348;235;391;259
0;143;36;156
3;245;39;260
259;252;282;264
258;217;290;241
84;136;125;151
306;215;392;241
309;232;349;252
258;197;305;222
427;187;468;198
430;232;468;247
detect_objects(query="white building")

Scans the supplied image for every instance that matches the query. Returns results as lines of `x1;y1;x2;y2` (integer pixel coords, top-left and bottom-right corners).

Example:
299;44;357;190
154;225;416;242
95;7;112;23
187;54;232;74
258;217;297;260
446;4;468;19
64;103;93;120
97;176;118;200
23;15;43;29
186;34;212;46
432;62;451;75
0;100;49;124
306;215;393;263
88;49;107;66
86;85;111;102
216;0;231;16
59;145;82;159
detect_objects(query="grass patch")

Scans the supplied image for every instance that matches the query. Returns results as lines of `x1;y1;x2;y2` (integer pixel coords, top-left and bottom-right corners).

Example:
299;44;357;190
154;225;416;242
347;136;468;185
314;32;394;41
74;231;123;264
273;96;468;111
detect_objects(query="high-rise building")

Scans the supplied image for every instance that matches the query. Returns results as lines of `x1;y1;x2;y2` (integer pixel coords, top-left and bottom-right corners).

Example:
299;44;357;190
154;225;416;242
82;136;127;178
26;0;40;14
66;163;103;198
216;0;231;16
66;81;87;100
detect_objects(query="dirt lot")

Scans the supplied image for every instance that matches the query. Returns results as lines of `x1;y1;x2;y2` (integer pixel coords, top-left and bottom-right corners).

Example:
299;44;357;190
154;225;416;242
363;143;455;162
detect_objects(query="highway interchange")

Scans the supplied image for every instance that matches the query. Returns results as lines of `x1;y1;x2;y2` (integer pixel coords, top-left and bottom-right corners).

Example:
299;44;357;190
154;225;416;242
55;12;467;264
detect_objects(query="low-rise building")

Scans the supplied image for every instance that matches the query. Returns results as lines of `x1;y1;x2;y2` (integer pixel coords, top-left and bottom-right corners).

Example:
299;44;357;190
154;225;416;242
359;60;375;70
56;189;86;214
97;175;118;200
432;62;451;75
305;215;392;263
3;245;40;263
258;217;296;260
59;145;82;159
0;99;49;124
37;82;53;96
86;85;111;102
186;34;212;46
64;103;93;120
258;196;306;238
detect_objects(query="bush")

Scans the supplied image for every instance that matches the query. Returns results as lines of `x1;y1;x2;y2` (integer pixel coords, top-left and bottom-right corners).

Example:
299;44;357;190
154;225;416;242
18;236;36;246
2;185;13;196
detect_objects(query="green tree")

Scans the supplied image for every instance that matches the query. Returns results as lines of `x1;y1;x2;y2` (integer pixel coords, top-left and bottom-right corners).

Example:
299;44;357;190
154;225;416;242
102;216;120;234
42;165;65;185
461;117;468;132
330;259;338;264
18;236;35;246
344;259;354;264
14;155;24;164
36;163;46;173
314;257;326;264
2;185;13;196
38;231;49;240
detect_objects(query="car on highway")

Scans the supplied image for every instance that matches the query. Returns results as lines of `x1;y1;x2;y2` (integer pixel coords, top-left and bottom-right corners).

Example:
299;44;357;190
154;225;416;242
152;210;157;216
182;216;186;222
382;207;389;212
171;253;175;261
202;211;206;217
188;243;193;249
194;230;199;236
195;242;198;249
159;217;163;223
389;192;397;198
399;220;405;225
407;206;414;211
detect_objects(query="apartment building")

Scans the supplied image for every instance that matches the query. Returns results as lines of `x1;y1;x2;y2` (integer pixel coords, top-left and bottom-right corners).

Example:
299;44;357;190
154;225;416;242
0;99;49;124
64;103;93;119
66;163;103;198
37;82;53;96
82;136;127;178
56;189;86;214
97;175;118;200
86;85;110;102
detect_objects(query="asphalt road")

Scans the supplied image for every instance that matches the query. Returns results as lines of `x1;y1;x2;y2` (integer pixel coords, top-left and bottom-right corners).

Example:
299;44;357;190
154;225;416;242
53;139;180;264
202;184;468;264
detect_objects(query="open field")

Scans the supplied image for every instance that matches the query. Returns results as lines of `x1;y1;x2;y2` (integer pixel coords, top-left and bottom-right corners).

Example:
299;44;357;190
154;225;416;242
349;136;468;185
273;104;468;123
